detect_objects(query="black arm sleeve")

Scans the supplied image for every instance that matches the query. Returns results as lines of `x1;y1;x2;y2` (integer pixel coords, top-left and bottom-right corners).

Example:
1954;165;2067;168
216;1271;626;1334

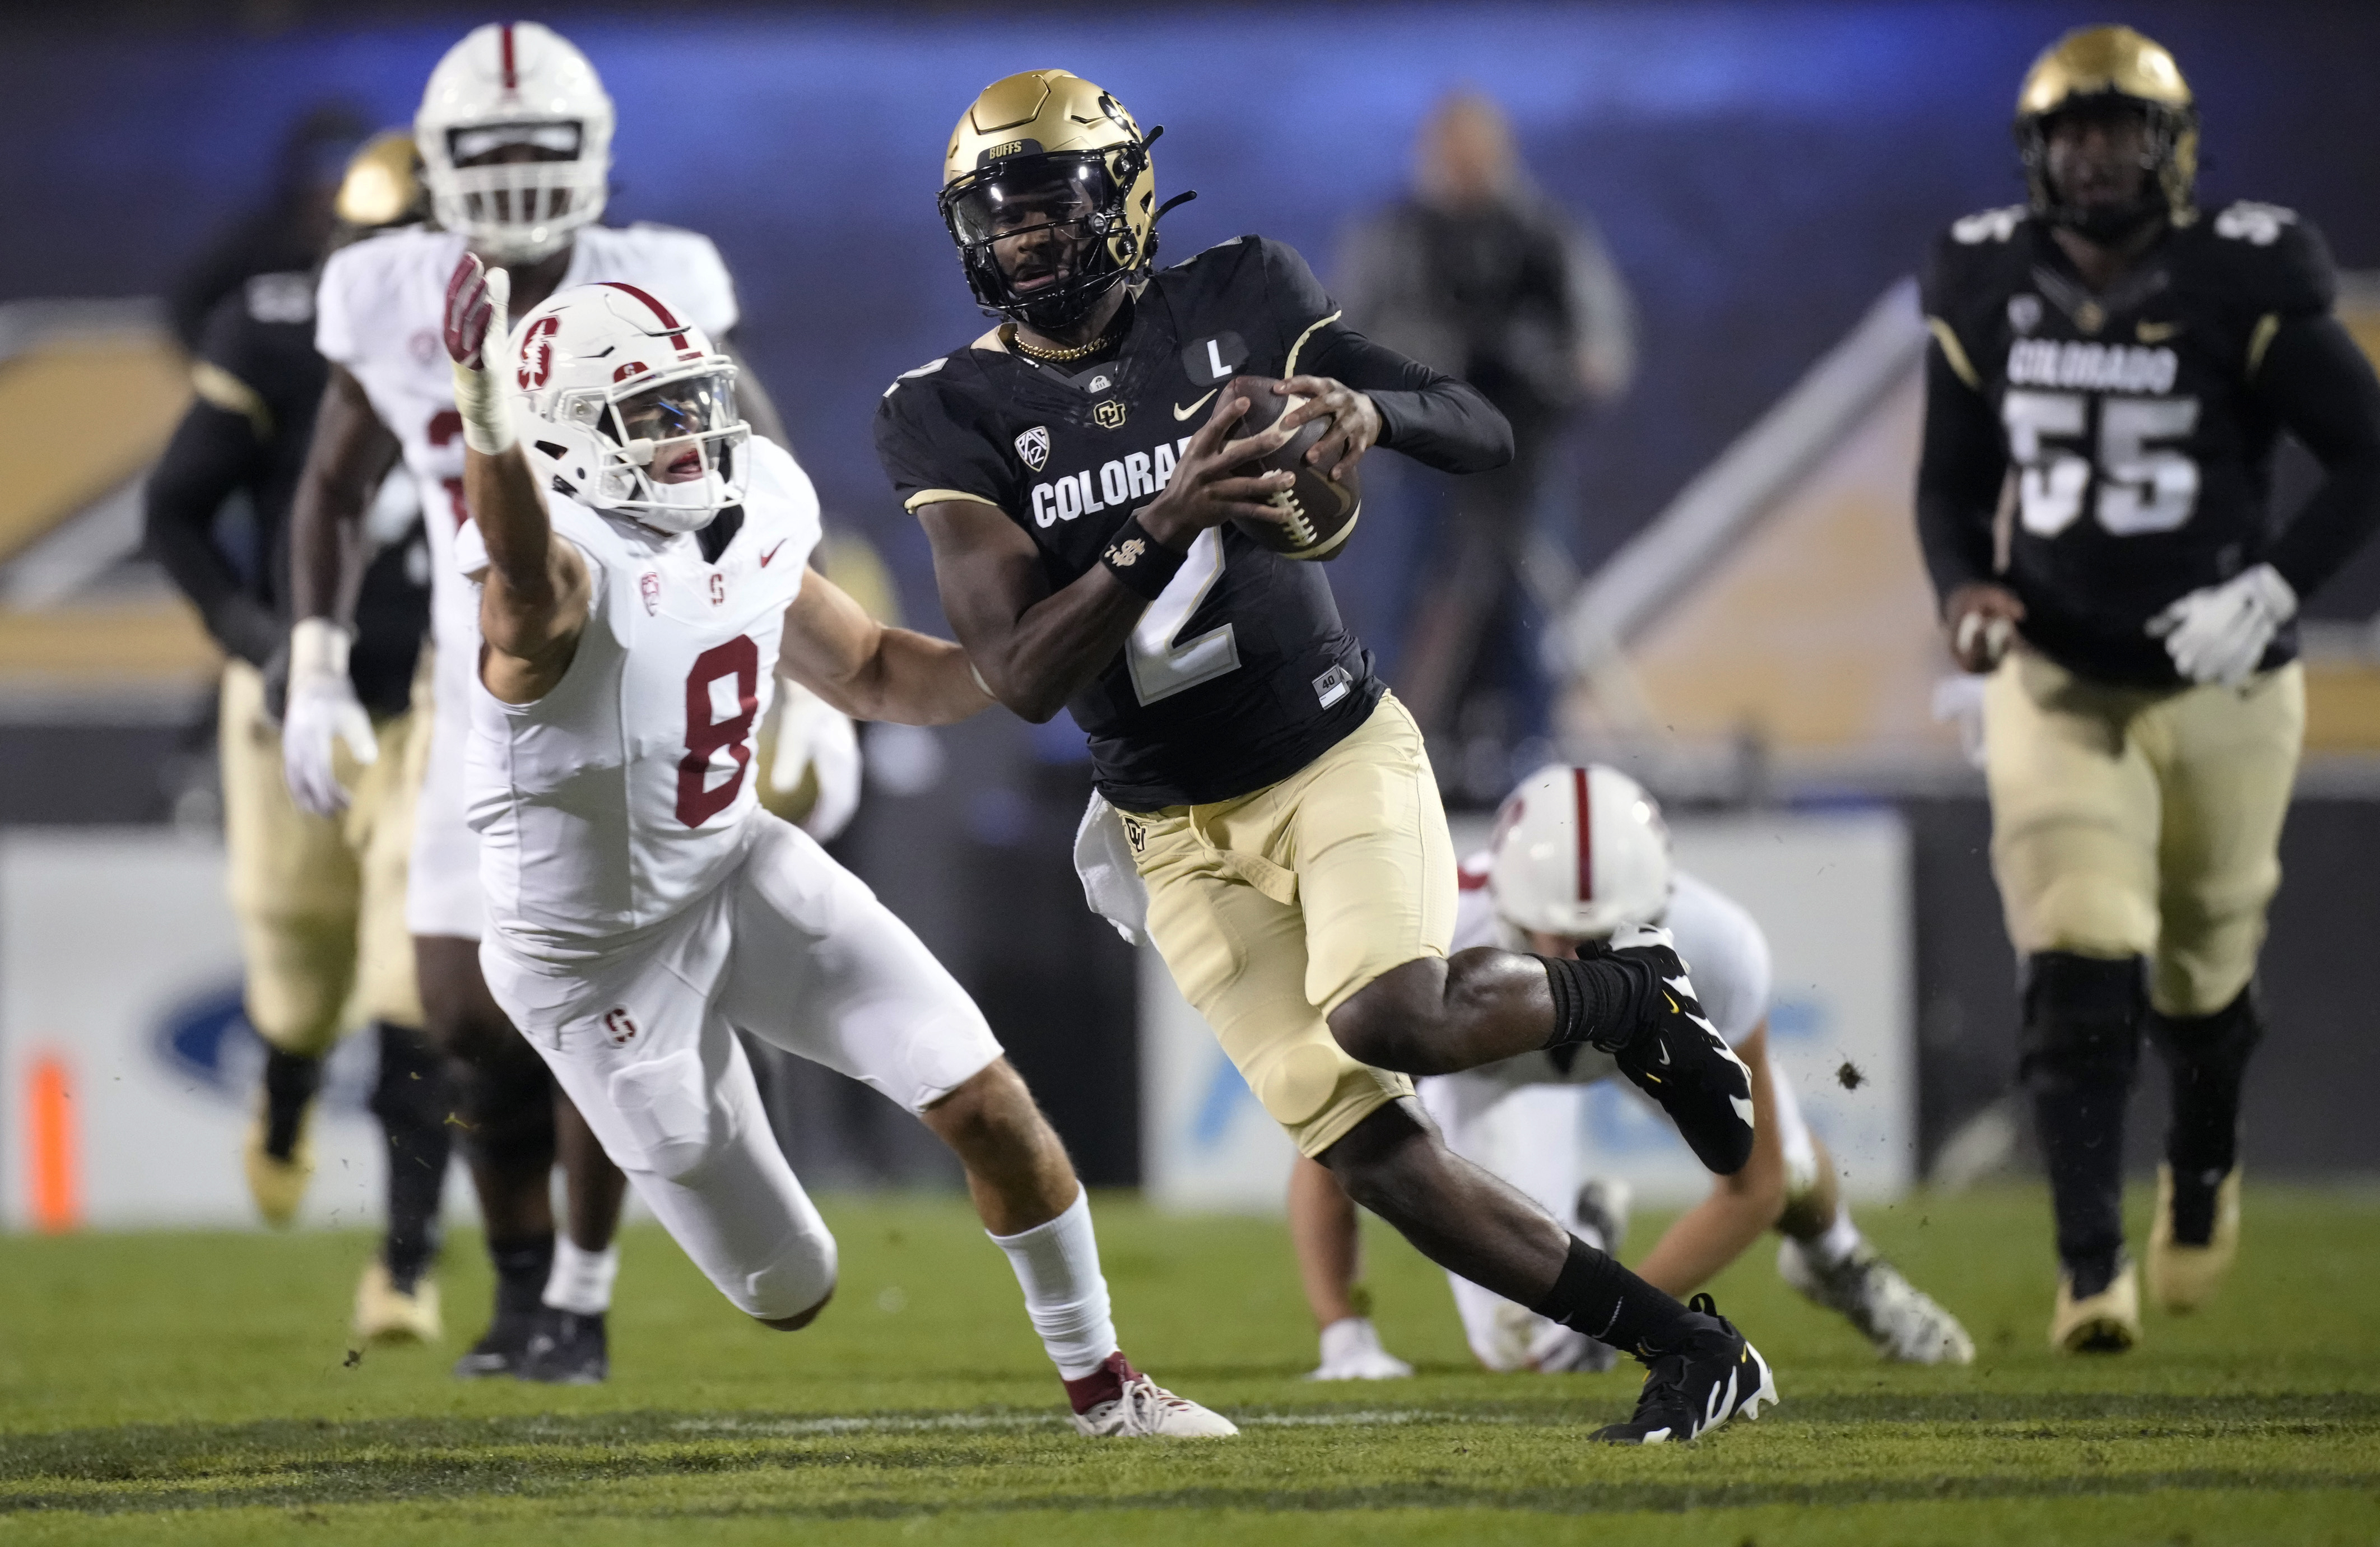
1912;342;2007;610
2256;314;2380;598
143;400;281;668
1302;324;1516;475
1253;235;1512;474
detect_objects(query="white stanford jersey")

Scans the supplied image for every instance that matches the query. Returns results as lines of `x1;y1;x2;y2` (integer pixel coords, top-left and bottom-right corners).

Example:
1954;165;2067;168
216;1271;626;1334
459;438;821;955
316;222;740;937
1454;853;1773;1063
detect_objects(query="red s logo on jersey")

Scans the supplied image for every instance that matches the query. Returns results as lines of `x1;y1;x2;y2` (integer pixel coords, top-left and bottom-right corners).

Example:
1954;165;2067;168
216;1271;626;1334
517;314;564;389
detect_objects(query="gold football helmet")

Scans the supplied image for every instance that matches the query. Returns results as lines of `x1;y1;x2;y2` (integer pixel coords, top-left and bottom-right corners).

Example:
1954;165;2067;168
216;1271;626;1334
334;129;427;231
938;70;1173;329
2014;25;2198;236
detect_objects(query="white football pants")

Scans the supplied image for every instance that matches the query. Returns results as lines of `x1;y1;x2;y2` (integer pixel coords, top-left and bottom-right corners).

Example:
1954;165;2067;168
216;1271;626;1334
482;813;1003;1321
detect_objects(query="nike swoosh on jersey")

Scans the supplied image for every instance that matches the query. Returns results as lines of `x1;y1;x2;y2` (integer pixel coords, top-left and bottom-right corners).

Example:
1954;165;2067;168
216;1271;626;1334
760;541;787;566
1173;389;1218;420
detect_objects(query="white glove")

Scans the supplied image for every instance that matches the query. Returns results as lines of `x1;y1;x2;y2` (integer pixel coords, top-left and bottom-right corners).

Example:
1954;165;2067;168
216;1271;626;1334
2146;563;2297;687
759;680;863;842
281;618;378;816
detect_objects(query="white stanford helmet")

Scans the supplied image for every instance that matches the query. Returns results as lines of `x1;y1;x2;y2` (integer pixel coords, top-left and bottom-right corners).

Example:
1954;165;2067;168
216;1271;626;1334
1488;764;1672;940
508;282;750;533
417;21;614;263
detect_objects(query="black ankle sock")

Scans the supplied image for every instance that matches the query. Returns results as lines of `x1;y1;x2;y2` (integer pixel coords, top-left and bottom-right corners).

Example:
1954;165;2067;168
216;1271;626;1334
2146;995;2261;1247
372;1024;452;1294
489;1233;555;1316
2168;1169;2223;1246
1536;953;1655;1055
1531;1235;1691;1355
2033;1077;2130;1288
261;1049;323;1159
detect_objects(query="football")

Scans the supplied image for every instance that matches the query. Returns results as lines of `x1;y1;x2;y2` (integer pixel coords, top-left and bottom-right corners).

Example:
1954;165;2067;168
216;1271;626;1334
1221;375;1362;561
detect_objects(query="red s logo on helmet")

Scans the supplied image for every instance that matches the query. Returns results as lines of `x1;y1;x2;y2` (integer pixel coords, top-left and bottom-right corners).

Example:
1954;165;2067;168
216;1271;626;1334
517;314;564;389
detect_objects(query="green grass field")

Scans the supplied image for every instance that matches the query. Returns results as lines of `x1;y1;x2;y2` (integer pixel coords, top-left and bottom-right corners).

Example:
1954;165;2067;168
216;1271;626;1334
3;1184;2376;1544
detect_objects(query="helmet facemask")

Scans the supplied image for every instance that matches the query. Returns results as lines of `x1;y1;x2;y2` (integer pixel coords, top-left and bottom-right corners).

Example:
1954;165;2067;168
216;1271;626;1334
570;368;749;533
941;148;1147;331
430;121;608;263
2019;94;2195;244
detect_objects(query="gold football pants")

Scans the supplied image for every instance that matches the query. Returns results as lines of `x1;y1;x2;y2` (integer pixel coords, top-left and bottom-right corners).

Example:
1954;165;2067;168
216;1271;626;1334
1126;693;1452;1157
220;657;426;1056
1984;652;2303;1018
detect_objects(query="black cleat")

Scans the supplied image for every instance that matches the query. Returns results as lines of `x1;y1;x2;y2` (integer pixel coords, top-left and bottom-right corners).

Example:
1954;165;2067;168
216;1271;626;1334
1598;926;1756;1174
1592;1293;1778;1444
517;1309;608;1385
452;1308;540;1379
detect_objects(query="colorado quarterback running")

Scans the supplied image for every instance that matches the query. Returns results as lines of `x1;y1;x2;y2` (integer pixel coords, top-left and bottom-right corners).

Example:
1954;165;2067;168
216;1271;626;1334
438;257;1233;1437
878;69;1775;1443
1293;766;1972;1379
286;21;834;1380
1917;26;2380;1350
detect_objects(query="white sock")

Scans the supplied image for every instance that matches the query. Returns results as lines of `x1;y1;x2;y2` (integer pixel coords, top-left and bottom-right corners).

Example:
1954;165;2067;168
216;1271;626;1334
1804;1209;1865;1270
987;1187;1119;1380
544;1237;620;1316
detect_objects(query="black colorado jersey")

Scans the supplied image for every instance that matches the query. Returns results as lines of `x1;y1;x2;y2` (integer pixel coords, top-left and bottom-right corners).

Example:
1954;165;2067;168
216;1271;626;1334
1916;202;2342;685
876;235;1509;808
151;271;429;713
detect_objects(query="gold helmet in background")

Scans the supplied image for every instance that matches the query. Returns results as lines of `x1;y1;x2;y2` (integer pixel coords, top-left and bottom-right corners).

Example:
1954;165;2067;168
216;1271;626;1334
333;129;427;232
2014;25;2198;237
937;70;1170;329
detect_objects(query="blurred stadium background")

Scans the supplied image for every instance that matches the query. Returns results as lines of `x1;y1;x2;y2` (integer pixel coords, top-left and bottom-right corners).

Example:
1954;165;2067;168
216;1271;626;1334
3;0;2379;1239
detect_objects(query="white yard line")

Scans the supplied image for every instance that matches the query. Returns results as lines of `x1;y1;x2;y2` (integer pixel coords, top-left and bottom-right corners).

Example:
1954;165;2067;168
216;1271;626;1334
670;1409;1516;1438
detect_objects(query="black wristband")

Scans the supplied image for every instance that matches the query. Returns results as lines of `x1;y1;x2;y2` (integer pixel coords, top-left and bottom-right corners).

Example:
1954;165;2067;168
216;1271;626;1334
1099;512;1188;600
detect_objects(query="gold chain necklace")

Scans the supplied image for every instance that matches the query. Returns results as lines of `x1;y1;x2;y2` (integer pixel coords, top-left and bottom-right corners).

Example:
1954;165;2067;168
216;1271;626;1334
1007;323;1115;363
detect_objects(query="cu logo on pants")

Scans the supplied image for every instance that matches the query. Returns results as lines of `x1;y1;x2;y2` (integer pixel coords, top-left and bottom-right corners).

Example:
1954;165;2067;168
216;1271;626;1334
602;1007;639;1046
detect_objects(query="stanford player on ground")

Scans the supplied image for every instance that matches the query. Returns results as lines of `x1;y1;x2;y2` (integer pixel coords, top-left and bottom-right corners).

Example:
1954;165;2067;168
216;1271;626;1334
285;22;799;1382
439;257;1233;1437
1291;766;1972;1381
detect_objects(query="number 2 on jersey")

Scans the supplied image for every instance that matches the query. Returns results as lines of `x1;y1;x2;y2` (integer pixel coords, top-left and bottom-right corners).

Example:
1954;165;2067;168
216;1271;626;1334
1126;528;1240;705
677;636;759;826
2004;389;2202;537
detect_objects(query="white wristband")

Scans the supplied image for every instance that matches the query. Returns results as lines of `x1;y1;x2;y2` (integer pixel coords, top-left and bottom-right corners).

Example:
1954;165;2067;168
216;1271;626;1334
290;617;353;682
451;359;516;455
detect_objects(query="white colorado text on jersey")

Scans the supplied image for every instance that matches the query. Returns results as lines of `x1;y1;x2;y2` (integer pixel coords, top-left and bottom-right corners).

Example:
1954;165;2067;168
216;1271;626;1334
459;438;819;955
314;221;740;939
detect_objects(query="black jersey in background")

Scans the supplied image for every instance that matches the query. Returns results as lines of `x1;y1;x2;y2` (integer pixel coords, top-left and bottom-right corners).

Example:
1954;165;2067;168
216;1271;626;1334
1915;201;2380;687
147;269;428;716
875;235;1509;809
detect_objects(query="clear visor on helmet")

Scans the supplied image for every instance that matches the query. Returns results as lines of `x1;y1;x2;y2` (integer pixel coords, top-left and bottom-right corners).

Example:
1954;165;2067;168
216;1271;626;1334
601;371;740;479
945;154;1118;249
545;364;749;528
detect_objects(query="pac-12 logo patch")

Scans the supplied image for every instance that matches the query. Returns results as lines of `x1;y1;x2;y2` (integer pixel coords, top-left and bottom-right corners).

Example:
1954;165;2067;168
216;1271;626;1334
1015;425;1050;471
